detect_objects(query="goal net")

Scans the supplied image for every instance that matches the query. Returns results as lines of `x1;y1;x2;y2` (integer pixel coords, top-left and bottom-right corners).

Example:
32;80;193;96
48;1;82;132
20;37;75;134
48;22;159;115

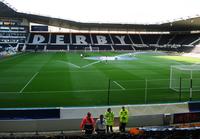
169;64;200;92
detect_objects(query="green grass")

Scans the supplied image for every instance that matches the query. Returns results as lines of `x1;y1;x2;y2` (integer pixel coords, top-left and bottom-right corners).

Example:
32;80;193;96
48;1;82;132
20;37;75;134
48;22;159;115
0;51;200;108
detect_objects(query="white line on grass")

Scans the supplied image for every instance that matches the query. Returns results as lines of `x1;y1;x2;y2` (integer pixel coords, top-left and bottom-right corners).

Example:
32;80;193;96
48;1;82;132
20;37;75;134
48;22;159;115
16;89;114;94
0;87;174;94
42;69;166;73
113;81;126;90
0;89;120;94
28;89;109;93
82;61;101;68
55;60;81;68
67;62;81;68
19;72;39;93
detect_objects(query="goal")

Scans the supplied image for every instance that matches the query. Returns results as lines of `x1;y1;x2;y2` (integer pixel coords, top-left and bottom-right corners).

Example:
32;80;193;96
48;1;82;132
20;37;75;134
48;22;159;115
169;64;200;92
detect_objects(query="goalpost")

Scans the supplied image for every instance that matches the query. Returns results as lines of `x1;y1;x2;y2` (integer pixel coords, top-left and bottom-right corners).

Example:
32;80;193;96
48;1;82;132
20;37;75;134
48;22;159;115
169;64;200;92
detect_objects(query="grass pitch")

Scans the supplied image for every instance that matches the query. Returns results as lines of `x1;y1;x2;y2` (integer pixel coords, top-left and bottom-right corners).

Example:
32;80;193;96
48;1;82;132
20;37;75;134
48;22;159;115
0;51;200;108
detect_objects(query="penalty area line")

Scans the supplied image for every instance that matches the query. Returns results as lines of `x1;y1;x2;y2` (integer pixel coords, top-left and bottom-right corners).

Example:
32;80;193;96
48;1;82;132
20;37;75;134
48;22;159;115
113;81;126;90
19;72;39;93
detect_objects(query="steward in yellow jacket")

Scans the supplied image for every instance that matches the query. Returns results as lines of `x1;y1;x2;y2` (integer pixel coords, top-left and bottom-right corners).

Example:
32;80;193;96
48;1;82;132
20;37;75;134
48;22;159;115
119;106;129;132
104;108;114;132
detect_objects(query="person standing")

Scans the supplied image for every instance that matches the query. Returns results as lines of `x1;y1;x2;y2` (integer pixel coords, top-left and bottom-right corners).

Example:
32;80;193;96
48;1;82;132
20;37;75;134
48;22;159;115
95;114;106;134
105;108;114;133
80;112;95;134
119;106;129;132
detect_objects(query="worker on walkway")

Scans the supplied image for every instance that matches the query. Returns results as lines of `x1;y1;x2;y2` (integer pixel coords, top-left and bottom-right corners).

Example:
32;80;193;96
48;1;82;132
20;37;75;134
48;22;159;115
95;114;106;134
80;112;95;134
105;108;114;133
119;106;129;132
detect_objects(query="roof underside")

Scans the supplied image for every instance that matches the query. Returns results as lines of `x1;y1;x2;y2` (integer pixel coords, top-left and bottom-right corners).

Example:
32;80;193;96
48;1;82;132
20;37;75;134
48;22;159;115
1;1;200;32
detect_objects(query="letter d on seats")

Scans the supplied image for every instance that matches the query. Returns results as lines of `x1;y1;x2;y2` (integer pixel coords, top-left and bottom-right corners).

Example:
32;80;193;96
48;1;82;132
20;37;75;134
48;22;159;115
32;35;45;44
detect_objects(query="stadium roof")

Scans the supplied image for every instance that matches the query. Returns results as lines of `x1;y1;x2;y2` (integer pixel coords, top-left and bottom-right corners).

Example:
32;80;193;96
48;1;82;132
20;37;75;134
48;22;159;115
1;1;200;32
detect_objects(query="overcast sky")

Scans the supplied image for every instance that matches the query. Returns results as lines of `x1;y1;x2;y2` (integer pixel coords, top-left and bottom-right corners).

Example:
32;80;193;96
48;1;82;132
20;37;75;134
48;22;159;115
4;0;200;24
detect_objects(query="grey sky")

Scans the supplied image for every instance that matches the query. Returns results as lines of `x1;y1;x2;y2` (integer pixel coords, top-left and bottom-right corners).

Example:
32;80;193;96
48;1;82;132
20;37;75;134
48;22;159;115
5;0;200;24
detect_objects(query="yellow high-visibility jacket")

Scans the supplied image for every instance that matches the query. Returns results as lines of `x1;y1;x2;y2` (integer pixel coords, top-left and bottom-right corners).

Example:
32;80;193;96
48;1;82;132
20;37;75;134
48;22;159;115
119;108;128;123
105;111;114;126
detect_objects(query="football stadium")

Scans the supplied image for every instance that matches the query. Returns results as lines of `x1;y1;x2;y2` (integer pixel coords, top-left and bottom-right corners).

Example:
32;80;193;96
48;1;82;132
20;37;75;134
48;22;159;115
1;0;200;138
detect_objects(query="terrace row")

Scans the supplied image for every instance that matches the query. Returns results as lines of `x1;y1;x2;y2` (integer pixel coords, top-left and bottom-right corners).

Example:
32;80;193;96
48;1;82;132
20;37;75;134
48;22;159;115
25;44;193;52
27;33;200;46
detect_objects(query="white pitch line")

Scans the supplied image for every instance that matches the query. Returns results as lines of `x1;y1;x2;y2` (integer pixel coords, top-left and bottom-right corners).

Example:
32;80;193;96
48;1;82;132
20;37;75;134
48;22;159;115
82;61;101;68
0;88;123;94
0;87;173;94
19;72;39;93
26;89;109;93
113;81;126;90
67;62;81;68
55;60;81;68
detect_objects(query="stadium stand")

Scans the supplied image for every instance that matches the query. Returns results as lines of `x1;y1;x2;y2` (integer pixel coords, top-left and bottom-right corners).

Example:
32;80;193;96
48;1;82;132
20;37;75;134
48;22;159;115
110;34;132;44
47;45;68;50
91;34;113;45
112;45;134;50
91;45;112;50
129;34;143;44
25;44;37;51
72;33;92;44
28;33;49;44
50;33;71;44
26;32;200;52
69;45;90;50
140;34;160;45
0;46;3;52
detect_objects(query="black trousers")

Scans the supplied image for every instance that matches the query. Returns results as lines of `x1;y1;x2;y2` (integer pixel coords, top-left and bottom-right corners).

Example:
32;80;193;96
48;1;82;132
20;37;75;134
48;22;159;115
106;125;113;132
119;123;126;132
84;125;94;134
